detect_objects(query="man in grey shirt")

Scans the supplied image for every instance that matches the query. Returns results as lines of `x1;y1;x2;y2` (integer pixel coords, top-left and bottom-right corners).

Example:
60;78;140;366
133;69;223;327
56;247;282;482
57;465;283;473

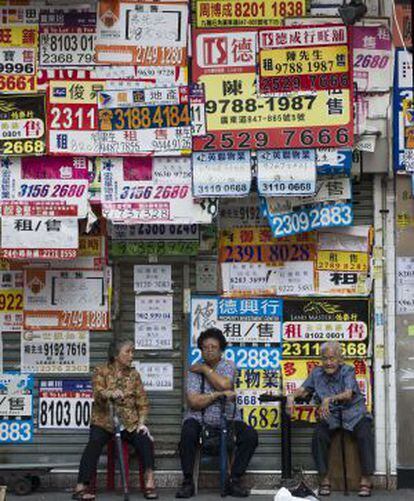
287;341;374;497
176;328;258;498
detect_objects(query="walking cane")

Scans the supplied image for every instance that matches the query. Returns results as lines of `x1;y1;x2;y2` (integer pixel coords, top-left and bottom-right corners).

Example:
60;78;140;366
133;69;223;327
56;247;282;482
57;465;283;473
219;396;228;497
109;401;130;501
339;407;349;496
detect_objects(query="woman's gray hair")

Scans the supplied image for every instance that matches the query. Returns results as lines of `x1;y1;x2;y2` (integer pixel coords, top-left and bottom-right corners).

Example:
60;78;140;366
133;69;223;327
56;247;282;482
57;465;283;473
321;341;343;358
107;339;134;363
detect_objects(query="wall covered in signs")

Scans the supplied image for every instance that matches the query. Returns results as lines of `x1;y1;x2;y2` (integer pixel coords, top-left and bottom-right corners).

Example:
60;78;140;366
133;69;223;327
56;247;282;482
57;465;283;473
0;0;408;486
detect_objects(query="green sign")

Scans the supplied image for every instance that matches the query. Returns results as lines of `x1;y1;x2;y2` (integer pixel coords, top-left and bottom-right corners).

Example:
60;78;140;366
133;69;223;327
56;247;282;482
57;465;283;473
109;241;200;257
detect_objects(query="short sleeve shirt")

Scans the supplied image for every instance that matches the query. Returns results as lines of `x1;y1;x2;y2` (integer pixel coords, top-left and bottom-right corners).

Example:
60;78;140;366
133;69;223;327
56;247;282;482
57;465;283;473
302;364;370;431
184;358;242;426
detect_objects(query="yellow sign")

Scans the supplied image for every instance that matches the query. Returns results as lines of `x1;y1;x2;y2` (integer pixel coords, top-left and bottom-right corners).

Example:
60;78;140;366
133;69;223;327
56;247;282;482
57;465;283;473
316;250;369;271
0;26;38;47
241;405;280;430
260;45;349;77
196;0;306;28
0;289;23;313
237;369;281;390
202;72;351;131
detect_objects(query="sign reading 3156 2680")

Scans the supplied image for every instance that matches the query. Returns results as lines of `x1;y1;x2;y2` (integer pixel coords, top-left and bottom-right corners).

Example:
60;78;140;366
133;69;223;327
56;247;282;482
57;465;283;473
0;94;46;156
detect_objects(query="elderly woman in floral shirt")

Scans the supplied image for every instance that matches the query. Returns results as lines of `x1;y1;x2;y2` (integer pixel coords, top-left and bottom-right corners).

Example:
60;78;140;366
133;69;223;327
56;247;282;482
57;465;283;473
72;339;158;500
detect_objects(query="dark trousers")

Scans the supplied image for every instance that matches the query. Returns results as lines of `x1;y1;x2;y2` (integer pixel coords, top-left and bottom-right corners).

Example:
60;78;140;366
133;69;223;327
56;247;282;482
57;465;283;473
312;417;375;476
178;418;258;481
78;425;155;485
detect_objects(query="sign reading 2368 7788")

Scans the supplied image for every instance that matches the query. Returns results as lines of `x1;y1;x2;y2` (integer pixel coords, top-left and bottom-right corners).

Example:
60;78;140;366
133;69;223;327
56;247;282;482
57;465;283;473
192;28;353;151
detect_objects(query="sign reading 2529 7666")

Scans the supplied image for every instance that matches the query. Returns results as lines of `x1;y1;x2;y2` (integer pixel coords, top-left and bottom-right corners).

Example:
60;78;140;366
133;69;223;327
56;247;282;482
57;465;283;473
192;28;353;150
0;94;46;156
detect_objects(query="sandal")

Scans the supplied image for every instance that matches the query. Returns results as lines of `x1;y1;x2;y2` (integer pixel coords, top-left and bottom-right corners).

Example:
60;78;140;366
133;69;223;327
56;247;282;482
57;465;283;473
358;484;372;497
144;487;159;499
319;483;331;496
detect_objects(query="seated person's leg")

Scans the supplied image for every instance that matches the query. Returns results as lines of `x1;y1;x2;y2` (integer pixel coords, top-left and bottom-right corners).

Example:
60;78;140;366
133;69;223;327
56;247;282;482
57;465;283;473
352;417;374;496
176;418;201;498
126;430;158;499
74;425;112;499
228;421;259;497
312;421;333;495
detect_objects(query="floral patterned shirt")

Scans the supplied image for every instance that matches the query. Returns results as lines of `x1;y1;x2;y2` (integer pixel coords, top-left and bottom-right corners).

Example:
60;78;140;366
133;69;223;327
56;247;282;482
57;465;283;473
91;362;149;433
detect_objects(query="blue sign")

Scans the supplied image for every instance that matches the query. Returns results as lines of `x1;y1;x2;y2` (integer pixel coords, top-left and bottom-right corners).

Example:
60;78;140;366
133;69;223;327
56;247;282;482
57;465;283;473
316;149;352;176
393;49;413;171
217;297;283;319
39;379;92;392
265;202;353;238
0;373;34;443
189;346;282;370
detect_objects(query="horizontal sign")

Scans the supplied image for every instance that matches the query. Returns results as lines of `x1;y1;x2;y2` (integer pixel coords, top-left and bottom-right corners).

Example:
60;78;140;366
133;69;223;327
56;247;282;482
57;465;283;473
316;148;352;176
0;157;90;218
96;0;188;66
134;362;174;392
316;250;369;271
39;9;96;68
109;240;199;257
192;150;252;197
189;345;282;370
317;270;372;296
111;223;199;241
24;269;111;330
219;240;316;263
134;265;172;293
1;217;79;260
219;227;316;247
135;295;173;323
259;24;350;95
0;94;46;156
196;0;306;28
257;149;316;196
265;202;353;238
101;157;211;224
97;86;192;154
21;330;89;373
191;296;282;345
38;379;92;429
135;323;173;350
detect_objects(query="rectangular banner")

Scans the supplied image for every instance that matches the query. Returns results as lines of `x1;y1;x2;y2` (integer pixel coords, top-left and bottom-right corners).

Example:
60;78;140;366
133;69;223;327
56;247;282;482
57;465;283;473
258;24;351;95
257;149;316;196
110;240;199;257
0;24;38;92
0;373;33;443
134;362;174;391
316;270;372;296
101;157;212;224
0;94;46;156
192;28;353;151
38;379;92;429
1;217;79;260
0;271;23;331
190;296;283;345
39;9;96;67
97;86;192;154
316;148;352;176
282;298;370;342
282;340;368;359
0;156;90;218
24;269;111;330
353;25;392;92
111;223;199;241
316;250;369;271
96;0;188;66
21;330;89;373
192;150;252;197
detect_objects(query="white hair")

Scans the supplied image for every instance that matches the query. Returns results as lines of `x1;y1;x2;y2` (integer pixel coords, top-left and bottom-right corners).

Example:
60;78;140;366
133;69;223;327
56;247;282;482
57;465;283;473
321;341;343;358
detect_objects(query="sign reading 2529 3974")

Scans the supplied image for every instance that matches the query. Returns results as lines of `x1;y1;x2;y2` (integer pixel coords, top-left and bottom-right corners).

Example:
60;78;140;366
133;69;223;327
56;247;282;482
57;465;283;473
0;94;46;156
192;28;353;150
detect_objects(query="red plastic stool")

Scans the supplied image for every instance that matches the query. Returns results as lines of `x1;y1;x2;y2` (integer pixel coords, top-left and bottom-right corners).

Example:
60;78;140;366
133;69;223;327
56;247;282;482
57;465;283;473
91;437;145;492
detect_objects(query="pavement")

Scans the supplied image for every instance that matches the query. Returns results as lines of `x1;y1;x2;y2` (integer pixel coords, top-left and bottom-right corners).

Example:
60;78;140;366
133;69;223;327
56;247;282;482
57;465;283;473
6;489;414;500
